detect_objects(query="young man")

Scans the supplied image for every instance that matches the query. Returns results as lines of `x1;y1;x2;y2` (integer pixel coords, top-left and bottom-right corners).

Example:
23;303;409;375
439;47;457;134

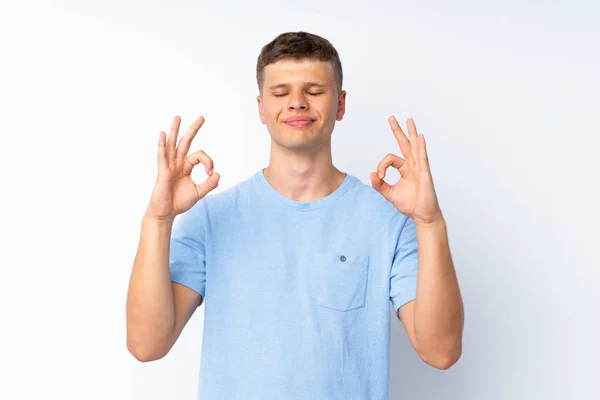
126;31;463;399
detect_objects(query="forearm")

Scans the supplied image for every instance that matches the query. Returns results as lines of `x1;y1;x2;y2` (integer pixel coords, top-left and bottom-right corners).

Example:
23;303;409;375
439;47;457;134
413;217;463;364
126;215;176;359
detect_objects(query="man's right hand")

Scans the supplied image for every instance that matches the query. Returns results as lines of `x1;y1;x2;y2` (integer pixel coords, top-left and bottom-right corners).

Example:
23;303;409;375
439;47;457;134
145;115;220;221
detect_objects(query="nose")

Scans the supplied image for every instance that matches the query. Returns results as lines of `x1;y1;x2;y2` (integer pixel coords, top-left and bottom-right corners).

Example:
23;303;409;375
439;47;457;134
287;92;309;111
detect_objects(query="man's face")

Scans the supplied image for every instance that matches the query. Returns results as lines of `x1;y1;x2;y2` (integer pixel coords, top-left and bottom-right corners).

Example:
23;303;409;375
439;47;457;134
257;59;346;152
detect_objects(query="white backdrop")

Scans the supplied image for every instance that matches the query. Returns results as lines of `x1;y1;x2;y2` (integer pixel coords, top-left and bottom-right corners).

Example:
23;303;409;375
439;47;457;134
1;1;598;399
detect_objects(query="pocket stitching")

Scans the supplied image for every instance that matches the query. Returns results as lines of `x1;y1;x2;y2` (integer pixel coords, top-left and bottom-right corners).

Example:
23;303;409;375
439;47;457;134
315;253;370;312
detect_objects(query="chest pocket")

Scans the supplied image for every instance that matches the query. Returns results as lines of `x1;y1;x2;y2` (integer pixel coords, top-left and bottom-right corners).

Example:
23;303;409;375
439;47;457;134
315;252;370;311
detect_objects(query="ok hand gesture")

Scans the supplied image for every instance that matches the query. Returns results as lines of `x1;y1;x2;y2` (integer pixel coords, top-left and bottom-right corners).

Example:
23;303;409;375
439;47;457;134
370;116;442;225
145;116;220;221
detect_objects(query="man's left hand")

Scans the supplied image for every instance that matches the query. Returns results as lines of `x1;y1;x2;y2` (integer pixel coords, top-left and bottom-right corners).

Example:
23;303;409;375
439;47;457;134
370;116;443;225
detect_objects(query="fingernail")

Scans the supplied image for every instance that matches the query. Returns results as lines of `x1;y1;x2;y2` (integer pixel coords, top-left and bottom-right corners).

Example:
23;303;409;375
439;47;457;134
378;172;383;179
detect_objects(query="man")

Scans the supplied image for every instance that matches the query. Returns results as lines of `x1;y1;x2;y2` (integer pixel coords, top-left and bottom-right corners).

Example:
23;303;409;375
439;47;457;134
126;31;463;399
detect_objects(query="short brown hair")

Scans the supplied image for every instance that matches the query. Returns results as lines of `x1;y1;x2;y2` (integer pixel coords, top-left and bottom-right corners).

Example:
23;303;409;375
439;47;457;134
256;31;343;95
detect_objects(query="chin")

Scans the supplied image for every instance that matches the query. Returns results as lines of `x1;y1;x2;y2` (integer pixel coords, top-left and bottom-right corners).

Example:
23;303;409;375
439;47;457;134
272;134;329;152
266;122;330;149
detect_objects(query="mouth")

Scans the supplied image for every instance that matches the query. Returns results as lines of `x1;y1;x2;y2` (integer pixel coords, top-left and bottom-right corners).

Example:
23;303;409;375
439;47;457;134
284;119;315;128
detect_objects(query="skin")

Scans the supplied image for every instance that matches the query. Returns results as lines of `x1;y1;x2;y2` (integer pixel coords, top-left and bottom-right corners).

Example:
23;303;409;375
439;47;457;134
126;58;463;370
257;59;347;202
371;117;464;369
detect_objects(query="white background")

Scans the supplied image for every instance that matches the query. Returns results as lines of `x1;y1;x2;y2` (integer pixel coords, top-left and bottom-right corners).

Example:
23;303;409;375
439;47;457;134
1;1;598;399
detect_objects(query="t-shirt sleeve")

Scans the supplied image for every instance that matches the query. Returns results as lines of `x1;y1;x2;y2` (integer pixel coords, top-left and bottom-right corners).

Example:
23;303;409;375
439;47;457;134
389;215;419;317
169;200;207;307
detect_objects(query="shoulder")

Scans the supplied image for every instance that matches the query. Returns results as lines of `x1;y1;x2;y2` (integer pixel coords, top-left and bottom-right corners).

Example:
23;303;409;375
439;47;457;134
174;174;257;233
195;172;258;215
347;175;401;213
346;174;411;231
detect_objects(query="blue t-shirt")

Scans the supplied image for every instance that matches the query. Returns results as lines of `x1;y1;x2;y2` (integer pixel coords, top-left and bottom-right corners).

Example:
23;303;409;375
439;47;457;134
169;169;418;399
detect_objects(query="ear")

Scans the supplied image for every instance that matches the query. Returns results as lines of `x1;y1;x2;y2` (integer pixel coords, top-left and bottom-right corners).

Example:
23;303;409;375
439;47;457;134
336;90;347;121
257;95;266;124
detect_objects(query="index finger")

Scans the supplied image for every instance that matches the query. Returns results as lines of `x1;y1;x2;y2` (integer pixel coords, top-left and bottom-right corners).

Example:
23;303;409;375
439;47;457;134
388;115;412;159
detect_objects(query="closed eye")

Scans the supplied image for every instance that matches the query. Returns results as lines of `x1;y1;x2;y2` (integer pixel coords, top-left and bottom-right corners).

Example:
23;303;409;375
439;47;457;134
273;92;323;97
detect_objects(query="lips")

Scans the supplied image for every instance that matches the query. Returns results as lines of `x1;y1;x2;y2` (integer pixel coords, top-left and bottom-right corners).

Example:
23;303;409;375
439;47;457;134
286;120;313;127
284;117;315;128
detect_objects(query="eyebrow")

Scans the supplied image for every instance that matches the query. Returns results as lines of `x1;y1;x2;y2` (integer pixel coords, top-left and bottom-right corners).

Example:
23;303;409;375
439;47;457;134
268;82;328;90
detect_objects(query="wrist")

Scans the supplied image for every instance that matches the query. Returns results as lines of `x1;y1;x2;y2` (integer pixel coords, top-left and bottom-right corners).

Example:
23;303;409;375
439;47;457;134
142;213;175;230
414;215;446;231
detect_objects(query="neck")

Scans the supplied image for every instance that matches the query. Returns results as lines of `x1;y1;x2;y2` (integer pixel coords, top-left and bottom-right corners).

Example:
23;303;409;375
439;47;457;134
263;140;346;203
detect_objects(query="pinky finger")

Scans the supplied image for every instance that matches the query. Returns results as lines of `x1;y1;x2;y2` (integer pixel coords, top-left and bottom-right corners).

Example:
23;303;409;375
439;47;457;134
158;131;169;171
418;134;431;174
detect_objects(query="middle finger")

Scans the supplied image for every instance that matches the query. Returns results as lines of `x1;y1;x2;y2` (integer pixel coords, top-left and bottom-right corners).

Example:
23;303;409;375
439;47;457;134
176;116;205;159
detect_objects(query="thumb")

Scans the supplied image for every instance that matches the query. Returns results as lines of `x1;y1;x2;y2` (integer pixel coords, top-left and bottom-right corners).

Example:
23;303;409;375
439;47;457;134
196;172;220;199
370;172;393;200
